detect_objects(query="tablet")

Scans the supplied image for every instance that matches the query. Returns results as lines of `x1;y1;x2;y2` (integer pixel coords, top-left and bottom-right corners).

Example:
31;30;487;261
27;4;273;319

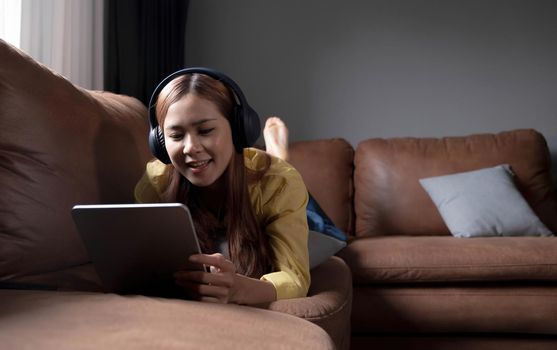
71;203;204;297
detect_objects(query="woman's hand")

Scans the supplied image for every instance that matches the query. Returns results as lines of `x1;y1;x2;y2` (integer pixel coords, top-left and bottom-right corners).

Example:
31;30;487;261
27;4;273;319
174;253;237;303
173;253;277;305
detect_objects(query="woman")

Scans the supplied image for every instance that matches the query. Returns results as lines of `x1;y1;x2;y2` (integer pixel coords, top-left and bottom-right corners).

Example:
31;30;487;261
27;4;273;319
134;69;310;305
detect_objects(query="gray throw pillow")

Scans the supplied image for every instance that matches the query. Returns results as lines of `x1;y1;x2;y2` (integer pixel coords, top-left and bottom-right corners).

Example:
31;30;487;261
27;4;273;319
419;164;553;238
308;230;347;269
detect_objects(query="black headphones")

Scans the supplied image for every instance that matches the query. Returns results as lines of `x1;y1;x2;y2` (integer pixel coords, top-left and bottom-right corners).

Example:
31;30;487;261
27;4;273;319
148;67;261;163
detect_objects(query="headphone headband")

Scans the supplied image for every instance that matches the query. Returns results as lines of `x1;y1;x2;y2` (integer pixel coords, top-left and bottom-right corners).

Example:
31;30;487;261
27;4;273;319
147;67;261;163
148;67;249;130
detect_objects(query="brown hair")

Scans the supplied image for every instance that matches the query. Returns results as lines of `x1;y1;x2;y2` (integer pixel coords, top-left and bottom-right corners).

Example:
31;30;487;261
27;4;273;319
155;73;274;278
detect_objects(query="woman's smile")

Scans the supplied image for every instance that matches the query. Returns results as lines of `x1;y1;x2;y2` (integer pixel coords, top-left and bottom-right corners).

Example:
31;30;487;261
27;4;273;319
187;159;212;174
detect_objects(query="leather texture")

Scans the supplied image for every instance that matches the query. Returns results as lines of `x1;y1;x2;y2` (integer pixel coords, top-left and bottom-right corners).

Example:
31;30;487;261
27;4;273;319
0;289;335;350
0;40;152;279
339;236;557;284
354;129;557;237
289;138;355;236
0;40;346;349
267;256;353;350
7;257;352;350
3;36;557;348
289;129;557;343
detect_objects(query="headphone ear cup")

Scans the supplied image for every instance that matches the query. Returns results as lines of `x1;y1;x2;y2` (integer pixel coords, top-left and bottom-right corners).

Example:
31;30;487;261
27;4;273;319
149;126;171;164
231;106;244;153
242;105;261;148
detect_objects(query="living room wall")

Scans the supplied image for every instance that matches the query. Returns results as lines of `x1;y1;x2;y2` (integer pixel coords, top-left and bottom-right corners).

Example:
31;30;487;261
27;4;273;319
185;0;557;181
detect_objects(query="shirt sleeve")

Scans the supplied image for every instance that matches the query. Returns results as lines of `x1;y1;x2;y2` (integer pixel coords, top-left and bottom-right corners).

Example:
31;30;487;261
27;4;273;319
259;160;310;300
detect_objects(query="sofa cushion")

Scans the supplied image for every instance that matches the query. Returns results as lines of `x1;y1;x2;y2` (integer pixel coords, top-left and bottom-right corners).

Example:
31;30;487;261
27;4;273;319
5;257;352;350
419;164;553;238
308;230;347;269
339;236;557;284
354;129;557;237
289;138;355;235
0;289;335;350
0;40;151;280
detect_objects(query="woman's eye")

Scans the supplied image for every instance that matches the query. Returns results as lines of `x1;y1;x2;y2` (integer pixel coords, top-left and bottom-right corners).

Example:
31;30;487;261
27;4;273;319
198;128;215;136
168;133;183;140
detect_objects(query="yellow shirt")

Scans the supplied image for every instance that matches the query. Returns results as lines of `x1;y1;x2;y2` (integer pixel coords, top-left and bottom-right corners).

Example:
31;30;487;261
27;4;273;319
134;148;310;300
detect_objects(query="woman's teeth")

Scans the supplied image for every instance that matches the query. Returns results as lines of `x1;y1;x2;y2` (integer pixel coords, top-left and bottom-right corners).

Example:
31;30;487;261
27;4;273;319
188;160;210;168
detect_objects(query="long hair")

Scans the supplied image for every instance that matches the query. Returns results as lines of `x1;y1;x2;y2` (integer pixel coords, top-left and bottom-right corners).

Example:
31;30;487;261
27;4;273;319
155;73;274;278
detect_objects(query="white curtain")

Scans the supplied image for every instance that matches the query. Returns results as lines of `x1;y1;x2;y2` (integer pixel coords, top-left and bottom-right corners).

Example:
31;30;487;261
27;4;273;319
20;0;104;90
0;0;22;47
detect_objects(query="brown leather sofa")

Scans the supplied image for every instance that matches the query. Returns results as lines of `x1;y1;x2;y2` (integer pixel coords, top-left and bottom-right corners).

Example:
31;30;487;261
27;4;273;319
2;37;556;350
288;132;557;349
0;40;351;349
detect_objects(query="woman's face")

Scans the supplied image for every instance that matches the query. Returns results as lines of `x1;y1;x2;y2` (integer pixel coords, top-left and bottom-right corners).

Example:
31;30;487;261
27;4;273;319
163;93;234;190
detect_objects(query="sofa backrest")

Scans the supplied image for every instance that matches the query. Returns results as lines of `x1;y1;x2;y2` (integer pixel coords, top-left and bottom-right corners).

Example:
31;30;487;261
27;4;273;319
289;139;355;236
0;40;152;280
354;129;557;237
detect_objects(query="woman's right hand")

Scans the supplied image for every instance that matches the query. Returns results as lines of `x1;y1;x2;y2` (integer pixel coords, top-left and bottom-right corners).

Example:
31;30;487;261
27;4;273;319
173;253;276;305
173;253;239;304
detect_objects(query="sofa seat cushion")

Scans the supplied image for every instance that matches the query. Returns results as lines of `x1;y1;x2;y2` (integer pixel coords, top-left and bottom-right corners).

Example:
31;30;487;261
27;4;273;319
0;289;335;350
339;236;557;284
3;258;352;349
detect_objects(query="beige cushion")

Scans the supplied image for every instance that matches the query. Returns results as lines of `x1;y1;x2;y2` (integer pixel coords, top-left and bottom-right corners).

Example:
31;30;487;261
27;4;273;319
0;40;151;279
0;289;334;350
339;236;557;284
419;164;553;238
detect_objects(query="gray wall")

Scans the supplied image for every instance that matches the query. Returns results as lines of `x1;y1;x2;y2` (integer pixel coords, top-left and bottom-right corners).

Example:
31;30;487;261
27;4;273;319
185;0;557;181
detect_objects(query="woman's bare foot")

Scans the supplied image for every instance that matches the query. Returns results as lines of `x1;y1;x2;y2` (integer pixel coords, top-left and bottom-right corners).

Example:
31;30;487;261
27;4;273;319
263;117;289;161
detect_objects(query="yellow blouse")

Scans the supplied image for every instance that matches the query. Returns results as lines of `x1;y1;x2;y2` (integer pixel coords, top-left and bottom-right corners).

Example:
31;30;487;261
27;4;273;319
134;148;310;300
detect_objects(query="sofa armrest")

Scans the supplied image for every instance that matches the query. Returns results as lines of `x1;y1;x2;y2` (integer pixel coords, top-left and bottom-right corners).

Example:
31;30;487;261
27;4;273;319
264;256;353;350
0;289;334;349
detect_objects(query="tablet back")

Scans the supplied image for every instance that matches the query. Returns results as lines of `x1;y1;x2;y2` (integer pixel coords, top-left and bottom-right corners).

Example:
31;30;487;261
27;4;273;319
71;203;203;297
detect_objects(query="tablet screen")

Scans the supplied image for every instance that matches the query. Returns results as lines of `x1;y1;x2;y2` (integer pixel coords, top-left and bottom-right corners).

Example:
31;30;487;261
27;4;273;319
72;203;204;297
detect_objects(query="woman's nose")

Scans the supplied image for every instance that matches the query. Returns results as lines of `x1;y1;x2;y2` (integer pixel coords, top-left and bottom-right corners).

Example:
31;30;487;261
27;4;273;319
183;134;202;154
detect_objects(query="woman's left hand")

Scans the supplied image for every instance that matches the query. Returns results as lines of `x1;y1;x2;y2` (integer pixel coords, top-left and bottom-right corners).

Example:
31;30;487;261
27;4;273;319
174;253;239;304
